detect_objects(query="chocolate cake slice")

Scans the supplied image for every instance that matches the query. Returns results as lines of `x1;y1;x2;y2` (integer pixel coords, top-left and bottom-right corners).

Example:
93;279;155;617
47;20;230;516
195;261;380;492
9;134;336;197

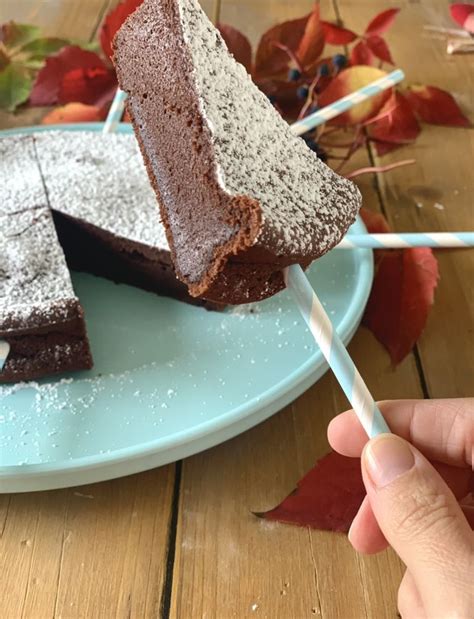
0;136;92;383
113;0;361;304
34;130;197;303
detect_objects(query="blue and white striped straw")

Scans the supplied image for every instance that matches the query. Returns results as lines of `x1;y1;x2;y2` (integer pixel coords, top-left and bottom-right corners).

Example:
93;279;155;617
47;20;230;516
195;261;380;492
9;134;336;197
0;340;10;372
338;232;474;249
290;69;405;137
284;71;406;437
284;265;390;438
102;88;127;134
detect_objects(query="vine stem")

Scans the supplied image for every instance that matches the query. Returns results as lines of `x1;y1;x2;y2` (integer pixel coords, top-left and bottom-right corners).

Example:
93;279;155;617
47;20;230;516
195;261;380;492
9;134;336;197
346;159;416;179
213;0;222;25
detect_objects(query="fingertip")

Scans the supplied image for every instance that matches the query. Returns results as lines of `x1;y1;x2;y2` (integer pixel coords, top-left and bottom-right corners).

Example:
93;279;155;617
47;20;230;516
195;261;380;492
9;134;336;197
328;409;369;457
347;496;389;555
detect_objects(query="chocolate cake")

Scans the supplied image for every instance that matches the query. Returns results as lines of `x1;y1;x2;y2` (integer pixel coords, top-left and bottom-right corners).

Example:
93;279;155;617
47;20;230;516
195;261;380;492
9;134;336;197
0;136;92;383
34;130;199;303
113;0;362;304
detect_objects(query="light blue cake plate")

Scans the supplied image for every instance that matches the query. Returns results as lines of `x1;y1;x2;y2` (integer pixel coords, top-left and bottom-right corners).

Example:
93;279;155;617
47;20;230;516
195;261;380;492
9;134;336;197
0;123;373;493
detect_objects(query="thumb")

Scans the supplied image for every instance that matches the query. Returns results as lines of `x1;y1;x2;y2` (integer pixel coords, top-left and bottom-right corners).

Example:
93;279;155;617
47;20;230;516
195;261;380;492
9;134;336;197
361;434;473;615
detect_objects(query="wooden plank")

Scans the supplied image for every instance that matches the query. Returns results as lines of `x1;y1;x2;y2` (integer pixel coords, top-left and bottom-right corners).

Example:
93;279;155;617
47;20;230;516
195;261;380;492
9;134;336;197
0;469;175;618
335;0;474;397
0;0;110;39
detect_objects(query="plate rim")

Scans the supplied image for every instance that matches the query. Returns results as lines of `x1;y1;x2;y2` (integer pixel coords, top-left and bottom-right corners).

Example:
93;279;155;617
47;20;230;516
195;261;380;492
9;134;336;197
0;123;373;486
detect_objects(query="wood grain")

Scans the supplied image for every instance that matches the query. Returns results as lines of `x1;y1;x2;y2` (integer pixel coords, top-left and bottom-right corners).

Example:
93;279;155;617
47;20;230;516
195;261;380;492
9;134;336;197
0;469;175;618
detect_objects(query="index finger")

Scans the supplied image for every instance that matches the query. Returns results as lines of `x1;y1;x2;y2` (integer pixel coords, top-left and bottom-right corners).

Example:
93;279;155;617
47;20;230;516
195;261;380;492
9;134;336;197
328;398;473;467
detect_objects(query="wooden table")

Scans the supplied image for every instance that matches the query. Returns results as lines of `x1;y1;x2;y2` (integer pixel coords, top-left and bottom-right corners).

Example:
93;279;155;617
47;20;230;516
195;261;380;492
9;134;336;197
1;1;472;617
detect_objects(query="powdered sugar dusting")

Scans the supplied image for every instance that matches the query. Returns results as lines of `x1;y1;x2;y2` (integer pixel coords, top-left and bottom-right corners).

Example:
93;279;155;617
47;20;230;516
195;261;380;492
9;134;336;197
34;131;169;251
0;137;77;329
0;135;45;216
178;0;361;256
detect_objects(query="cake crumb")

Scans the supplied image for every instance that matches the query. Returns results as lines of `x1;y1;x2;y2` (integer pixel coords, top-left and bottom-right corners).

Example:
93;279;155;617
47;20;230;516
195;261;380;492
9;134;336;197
433;202;445;210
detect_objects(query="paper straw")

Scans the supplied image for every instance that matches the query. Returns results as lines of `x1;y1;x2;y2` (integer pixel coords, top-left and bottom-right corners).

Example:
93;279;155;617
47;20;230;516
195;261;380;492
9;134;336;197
338;232;474;249
290;69;405;137
283;71;405;436
284;265;390;438
102;88;127;134
0;340;10;372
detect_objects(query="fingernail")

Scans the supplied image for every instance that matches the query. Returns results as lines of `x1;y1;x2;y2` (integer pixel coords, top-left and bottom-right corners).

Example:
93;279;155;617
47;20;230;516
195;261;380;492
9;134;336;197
364;435;415;488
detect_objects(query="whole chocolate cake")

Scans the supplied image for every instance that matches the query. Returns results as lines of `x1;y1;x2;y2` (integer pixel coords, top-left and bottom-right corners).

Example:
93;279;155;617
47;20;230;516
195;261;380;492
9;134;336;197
0;136;92;383
113;0;361;304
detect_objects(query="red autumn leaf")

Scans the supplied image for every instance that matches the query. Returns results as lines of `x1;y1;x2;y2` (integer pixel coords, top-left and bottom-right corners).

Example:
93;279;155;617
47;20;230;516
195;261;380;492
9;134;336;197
59;66;117;106
365;35;395;65
369;92;420;155
450;3;474;34
360;207;391;234
30;46;107;106
404;85;470;127
41;102;104;124
254;14;310;78
321;21;358;44
100;0;144;58
350;40;374;66
256;452;364;533
318;66;390;125
296;4;325;67
218;23;253;73
363;248;439;364
365;8;400;36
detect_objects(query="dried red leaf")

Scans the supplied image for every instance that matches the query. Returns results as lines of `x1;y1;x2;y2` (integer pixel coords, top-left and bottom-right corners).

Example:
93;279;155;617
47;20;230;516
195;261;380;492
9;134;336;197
363;248;439;364
58;66;117;106
218;23;253;73
30;46;107;106
365;35;394;65
296;4;325;68
256;452;364;533
369;92;420;155
41;102;104;124
254;14;309;78
100;0;144;59
360;207;391;234
321;21;357;44
450;3;474;34
404;85;470;128
350;40;374;66
365;8;400;36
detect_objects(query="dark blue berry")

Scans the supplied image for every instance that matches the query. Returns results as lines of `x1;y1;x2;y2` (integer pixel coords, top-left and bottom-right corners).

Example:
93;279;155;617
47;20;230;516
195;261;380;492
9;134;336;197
288;68;302;82
318;63;330;77
303;137;327;161
333;54;347;69
297;85;310;100
267;94;277;104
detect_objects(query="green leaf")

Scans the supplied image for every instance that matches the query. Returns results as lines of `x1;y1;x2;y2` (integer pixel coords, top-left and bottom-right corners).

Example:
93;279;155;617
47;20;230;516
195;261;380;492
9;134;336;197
0;22;41;50
0;63;33;111
20;37;69;59
72;40;100;53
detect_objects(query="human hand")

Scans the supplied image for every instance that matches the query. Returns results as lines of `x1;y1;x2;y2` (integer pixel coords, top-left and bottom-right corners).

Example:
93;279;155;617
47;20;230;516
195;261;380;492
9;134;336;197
328;399;474;618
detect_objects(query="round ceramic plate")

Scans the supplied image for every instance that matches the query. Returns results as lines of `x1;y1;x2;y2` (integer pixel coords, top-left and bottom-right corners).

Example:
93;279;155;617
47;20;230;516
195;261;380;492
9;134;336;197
0;123;373;493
